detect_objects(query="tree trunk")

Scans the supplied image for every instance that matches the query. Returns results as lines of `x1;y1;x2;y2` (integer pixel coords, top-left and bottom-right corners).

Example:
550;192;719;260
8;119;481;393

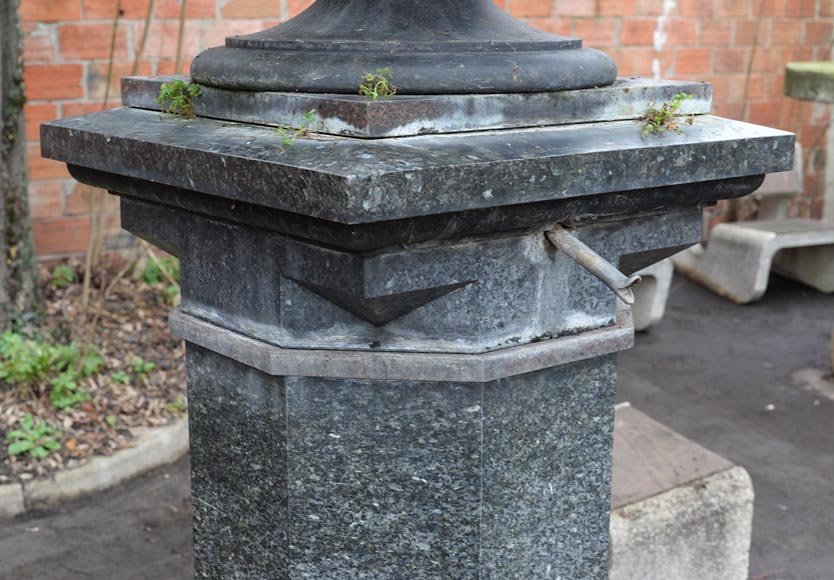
1;0;41;332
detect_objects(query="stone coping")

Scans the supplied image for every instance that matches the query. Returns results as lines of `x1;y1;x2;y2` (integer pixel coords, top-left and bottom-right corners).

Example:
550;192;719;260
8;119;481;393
785;61;834;104
169;307;635;383
41;109;795;224
611;402;733;508
122;76;712;138
0;419;188;520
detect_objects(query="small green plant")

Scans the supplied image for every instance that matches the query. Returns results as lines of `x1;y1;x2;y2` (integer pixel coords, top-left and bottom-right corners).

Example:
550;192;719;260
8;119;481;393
359;67;397;100
141;256;181;305
275;109;317;146
5;414;62;459
156;79;202;118
51;265;75;288
0;332;104;409
132;357;156;376
111;370;130;385
641;93;695;138
104;414;117;429
140;256;179;285
167;394;188;415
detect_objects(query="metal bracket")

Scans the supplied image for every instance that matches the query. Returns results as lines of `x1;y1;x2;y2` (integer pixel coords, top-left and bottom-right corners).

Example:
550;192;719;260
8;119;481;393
546;224;642;306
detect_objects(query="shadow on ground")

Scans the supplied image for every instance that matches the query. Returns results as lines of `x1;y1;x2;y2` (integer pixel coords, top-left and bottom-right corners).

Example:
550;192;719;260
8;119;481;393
0;276;831;580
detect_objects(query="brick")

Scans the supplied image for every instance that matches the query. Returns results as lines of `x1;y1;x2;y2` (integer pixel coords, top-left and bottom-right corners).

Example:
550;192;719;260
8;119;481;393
87;62;152;101
527;17;572;36
734;19;763;45
677;0;713;17
573;18;617;48
27;181;65;220
675;48;711;75
28;144;71;180
636;0;664;16
712;101;744;120
221;0;280;18
65;183;97;216
700;20;732;45
716;0;750;17
509;0;551;17
62;101;118;118
24;103;58;142
750;47;783;73
821;0;834;18
805;22;833;46
551;0;595;17
786;0;815;17
202;19;267;50
82;0;215;19
32;216;91;256
59;23;129;60
598;0;637;17
769;20;802;46
137;20;200;60
662;19;698;46
24;64;84;100
288;0;315;17
757;0;786;17
713;47;751;73
23;24;56;61
729;73;766;100
748;100;783;127
20;0;81;22
621;19;655;46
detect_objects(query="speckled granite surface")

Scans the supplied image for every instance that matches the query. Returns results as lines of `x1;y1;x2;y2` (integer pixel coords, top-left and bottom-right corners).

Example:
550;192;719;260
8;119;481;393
187;344;615;579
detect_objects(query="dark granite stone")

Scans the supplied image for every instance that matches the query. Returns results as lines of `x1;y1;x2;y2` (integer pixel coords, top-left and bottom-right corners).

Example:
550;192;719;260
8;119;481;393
41;108;794;224
187;344;289;579
122;76;712;138
69;165;763;251
189;0;615;95
187;342;616;579
120;196;697;353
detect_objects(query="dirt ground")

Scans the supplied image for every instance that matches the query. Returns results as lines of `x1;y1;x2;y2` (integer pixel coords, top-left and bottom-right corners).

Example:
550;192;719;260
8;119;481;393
0;275;831;580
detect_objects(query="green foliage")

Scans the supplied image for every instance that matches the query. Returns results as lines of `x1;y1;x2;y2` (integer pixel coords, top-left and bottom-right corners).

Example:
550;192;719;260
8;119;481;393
155;79;202;118
359;67;397;100
140;256;179;285
167;394;187;415
111;370;129;384
104;414;117;429
141;256;180;304
0;331;104;409
274;109;317;146
641;93;695;138
51;265;75;288
5;414;61;459
132;356;156;376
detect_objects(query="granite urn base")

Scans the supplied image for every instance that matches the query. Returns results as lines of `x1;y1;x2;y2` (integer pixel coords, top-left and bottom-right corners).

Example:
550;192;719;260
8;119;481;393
187;345;617;579
40;77;794;579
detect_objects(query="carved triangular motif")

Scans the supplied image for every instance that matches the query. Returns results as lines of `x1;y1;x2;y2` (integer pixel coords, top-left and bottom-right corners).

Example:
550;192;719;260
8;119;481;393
288;278;472;326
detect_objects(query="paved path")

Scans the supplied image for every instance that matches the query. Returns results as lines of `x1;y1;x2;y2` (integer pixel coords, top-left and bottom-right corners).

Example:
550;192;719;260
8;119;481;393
618;275;834;580
0;275;831;580
0;459;193;580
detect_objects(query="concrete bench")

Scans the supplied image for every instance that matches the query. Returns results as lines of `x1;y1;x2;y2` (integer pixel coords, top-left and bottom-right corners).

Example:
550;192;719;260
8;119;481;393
632;259;674;331
610;403;753;580
672;144;834;303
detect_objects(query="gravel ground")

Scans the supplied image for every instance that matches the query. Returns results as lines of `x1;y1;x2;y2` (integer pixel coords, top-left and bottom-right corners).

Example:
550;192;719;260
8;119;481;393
0;275;831;580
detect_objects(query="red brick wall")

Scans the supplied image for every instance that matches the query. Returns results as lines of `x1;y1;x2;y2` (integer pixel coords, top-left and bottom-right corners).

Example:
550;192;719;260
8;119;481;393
19;0;834;257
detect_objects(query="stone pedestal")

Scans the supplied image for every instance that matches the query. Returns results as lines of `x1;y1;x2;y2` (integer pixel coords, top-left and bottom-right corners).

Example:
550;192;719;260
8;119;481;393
42;76;792;578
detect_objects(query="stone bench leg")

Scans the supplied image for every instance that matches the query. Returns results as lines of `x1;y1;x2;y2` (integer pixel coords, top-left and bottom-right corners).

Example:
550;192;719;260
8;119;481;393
609;404;754;580
772;243;834;293
672;224;778;304
632;259;674;332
